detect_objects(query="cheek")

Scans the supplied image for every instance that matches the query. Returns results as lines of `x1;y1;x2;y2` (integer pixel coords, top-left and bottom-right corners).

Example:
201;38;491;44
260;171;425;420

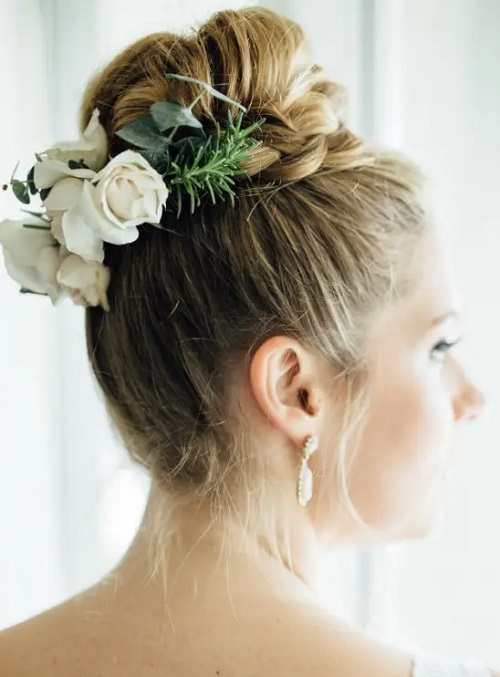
346;368;454;532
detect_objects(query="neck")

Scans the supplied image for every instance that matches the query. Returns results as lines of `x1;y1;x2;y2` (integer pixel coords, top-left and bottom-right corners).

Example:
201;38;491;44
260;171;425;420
107;480;328;604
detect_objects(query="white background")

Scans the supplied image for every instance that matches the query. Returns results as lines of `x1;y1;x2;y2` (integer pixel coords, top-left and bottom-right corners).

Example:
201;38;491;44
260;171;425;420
0;0;499;667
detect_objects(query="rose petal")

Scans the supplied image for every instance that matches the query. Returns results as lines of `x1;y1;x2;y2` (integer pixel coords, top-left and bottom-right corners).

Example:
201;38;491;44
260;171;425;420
92;150;154;179
57;255;95;287
61;183;105;262
43;176;85;212
35;246;63;304
0;220;62;300
43;108;109;172
3;249;48;295
80;179;140;245
141;190;160;220
129;170;156;194
57;254;111;310
47;212;66;245
62;180;140;259
87;186;142;244
0;219;56;266
34;158;95;190
105;176;142;222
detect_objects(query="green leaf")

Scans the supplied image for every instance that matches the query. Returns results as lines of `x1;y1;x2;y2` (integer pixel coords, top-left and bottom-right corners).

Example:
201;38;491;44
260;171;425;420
171;127;205;145
165;73;247;112
22;222;51;231
21;209;51;223
67;159;89;170
26;166;37;195
206;180;216;205
236;116;266;140
175;183;182;218
150;101;203;133
11;179;30;204
39;187;51;201
141;145;171;174
115;117;166;149
20;287;49;297
10;160;20;183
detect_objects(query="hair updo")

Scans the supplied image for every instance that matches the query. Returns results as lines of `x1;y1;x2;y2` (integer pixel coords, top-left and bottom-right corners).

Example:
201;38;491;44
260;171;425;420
82;6;429;567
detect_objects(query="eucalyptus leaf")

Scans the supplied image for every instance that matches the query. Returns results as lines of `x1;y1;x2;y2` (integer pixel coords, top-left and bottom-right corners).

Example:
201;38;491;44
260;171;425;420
27;166;37;195
10;160;20;182
20;287;48;296
141;148;170;174
11;180;30;204
22;222;51;231
165;73;247;112
68;159;88;170
115;117;166;149
21;209;51;223
39;188;51;202
150;101;203;133
171;127;205;144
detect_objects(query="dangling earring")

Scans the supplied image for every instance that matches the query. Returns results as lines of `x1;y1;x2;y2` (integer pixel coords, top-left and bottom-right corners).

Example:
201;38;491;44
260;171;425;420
296;434;319;507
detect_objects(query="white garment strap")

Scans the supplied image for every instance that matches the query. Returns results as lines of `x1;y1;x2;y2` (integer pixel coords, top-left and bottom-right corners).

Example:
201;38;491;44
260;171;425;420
412;655;491;677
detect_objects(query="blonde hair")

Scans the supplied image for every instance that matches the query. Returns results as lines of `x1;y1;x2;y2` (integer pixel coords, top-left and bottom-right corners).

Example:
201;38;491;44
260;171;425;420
82;7;429;583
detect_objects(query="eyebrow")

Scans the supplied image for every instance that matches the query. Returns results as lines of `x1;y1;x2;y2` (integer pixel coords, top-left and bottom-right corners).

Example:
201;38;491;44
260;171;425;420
429;311;461;329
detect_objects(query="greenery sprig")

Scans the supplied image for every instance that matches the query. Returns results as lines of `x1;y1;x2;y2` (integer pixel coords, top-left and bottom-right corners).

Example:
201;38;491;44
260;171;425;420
115;73;265;216
1;161;37;205
0;74;266;311
3;73;265;218
3;155;55;205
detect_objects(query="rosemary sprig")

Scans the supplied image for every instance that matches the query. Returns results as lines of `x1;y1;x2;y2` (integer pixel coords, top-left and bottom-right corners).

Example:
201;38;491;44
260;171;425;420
166;111;264;216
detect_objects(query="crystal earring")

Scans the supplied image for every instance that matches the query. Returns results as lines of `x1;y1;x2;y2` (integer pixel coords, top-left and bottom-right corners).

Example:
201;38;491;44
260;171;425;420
296;434;319;507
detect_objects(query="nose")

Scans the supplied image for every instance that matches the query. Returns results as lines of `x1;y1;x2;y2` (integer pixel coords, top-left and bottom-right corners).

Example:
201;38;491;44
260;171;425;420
447;356;486;422
453;380;486;421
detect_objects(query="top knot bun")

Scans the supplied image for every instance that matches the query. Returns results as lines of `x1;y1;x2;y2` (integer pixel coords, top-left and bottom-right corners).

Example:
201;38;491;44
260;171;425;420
81;7;355;184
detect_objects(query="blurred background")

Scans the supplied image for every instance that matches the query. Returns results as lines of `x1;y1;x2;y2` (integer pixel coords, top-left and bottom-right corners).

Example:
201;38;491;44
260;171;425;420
0;0;499;666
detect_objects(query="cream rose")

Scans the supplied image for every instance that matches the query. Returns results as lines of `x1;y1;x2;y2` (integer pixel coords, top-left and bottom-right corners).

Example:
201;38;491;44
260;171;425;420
60;150;169;263
0;219;62;303
42;176;85;245
56;253;111;311
33;108;108;190
93;150;169;230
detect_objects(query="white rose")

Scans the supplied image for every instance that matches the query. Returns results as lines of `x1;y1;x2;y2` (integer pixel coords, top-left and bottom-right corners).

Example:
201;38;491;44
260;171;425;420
42;176;85;245
0;219;62;303
33;108;108;190
93;150;169;229
57;253;111;311
60;150;169;263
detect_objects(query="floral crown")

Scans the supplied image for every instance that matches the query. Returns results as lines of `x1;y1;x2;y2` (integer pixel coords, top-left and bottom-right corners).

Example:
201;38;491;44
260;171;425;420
0;74;264;311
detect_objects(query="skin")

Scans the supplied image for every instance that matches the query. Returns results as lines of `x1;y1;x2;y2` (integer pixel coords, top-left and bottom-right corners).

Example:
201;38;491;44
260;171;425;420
1;229;497;677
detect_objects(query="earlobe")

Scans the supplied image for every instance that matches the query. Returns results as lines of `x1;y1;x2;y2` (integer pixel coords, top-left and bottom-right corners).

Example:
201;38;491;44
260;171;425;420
248;335;320;447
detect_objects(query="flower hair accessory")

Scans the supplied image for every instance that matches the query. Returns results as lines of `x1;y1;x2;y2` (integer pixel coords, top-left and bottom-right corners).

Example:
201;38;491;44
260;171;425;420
0;74;264;311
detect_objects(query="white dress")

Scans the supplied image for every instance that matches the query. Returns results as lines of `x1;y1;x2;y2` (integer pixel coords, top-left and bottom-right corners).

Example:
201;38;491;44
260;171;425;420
412;655;492;676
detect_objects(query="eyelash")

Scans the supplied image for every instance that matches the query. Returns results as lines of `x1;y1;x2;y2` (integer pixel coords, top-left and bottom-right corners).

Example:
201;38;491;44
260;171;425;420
430;338;461;362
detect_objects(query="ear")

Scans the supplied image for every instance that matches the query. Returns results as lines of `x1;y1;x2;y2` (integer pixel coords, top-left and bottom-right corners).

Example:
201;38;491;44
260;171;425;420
248;335;323;450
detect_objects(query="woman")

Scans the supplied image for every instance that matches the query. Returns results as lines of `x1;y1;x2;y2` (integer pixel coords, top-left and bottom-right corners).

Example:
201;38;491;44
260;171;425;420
0;6;497;676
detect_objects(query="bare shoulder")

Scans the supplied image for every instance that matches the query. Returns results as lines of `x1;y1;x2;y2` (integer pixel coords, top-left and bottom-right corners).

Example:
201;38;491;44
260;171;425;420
254;600;414;677
0;595;88;677
6;589;497;677
0;613;53;676
277;606;500;677
0;593;412;677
